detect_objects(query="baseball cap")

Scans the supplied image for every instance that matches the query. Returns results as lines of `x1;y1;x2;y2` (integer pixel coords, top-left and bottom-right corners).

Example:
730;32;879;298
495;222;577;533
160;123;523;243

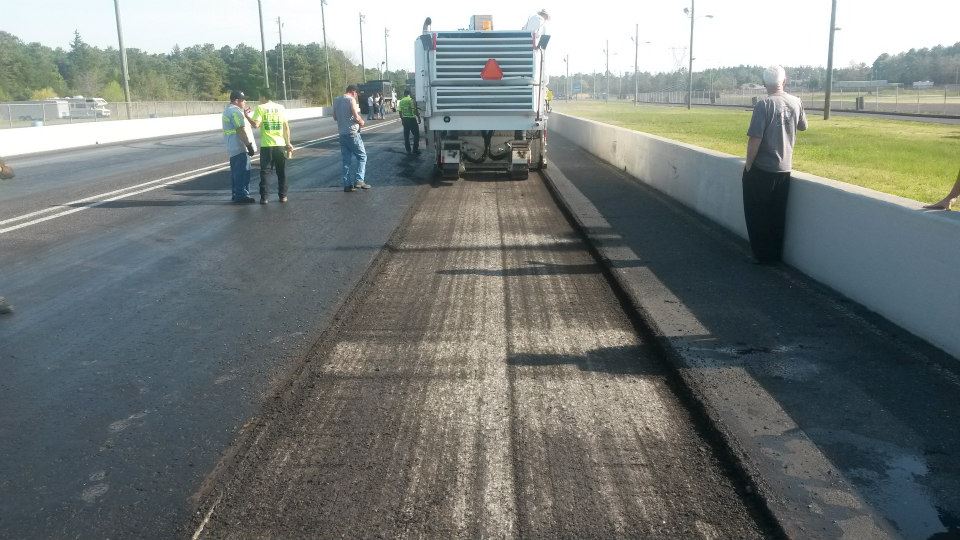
230;90;246;101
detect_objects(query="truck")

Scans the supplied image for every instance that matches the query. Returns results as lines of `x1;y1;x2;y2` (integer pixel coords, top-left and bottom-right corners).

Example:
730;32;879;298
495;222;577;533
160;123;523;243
11;100;70;122
357;80;395;116
66;96;111;118
413;14;550;180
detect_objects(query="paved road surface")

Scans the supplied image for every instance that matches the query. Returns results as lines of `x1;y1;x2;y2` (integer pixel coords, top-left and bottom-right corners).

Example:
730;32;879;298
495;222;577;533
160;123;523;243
0;116;432;537
190;172;773;538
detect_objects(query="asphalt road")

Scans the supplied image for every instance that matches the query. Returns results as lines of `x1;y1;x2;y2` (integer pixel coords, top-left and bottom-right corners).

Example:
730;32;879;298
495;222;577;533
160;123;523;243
0;116;434;537
189;172;773;538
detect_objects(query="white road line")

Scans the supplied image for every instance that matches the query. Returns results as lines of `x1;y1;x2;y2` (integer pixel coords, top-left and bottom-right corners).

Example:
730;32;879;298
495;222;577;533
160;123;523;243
0;120;398;235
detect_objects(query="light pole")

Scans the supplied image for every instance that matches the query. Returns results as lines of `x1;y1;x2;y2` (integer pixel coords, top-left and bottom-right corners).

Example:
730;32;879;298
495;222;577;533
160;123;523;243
630;28;652;105
604;40;610;101
277;17;288;100
258;0;269;88
683;2;713;109
824;0;838;120
384;28;389;75
359;13;366;83
563;54;570;98
320;0;333;104
112;0;131;119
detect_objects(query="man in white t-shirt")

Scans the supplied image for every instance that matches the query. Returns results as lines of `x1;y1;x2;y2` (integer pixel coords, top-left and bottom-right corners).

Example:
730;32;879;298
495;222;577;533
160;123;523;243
522;9;549;36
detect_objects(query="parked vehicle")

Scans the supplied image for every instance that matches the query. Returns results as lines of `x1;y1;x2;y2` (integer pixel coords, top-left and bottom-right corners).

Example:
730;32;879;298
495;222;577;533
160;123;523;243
67;97;111;118
414;14;550;179
357;80;395;115
11;100;70;122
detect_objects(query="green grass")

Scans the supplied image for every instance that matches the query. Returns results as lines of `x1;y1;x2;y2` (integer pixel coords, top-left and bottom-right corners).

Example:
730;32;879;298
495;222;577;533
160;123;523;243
553;101;960;205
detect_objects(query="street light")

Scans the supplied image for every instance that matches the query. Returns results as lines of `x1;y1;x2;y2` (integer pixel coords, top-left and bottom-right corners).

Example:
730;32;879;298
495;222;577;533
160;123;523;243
112;0;131;119
258;0;269;89
824;0;839;119
683;1;713;110
562;54;570;99
384;28;390;74
277;17;288;100
358;13;367;82
320;0;333;104
630;26;652;105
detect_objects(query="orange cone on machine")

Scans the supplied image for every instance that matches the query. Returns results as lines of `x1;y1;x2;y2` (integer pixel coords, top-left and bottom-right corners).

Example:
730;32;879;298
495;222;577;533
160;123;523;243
481;59;504;80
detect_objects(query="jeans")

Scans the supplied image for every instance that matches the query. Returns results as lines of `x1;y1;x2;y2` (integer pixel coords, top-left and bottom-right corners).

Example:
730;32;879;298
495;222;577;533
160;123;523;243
401;117;420;153
339;133;367;188
259;146;288;199
229;152;251;200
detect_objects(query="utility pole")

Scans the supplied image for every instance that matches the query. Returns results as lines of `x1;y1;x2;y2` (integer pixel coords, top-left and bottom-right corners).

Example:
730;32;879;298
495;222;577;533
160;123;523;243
359;13;366;83
277;18;288;100
384;28;390;75
634;24;639;104
824;0;838;120
112;0;131;119
605;40;610;101
563;54;570;98
687;0;695;109
321;0;333;104
258;0;269;88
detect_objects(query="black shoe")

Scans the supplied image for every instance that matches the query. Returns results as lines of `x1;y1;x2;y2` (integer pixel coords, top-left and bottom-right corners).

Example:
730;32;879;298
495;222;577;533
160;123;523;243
344;186;356;192
233;196;256;204
279;196;288;203
260;197;268;204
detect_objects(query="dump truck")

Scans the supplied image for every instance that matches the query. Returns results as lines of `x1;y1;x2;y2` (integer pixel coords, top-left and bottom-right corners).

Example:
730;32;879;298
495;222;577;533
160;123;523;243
413;15;550;179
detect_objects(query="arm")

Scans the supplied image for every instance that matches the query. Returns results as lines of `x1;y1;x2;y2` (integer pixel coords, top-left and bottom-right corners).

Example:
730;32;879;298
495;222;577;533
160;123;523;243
247;106;262;128
352;98;365;128
283;120;292;150
744;137;762;171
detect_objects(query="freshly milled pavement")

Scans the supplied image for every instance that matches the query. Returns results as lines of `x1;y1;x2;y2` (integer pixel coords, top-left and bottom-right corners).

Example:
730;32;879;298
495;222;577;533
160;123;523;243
190;173;772;538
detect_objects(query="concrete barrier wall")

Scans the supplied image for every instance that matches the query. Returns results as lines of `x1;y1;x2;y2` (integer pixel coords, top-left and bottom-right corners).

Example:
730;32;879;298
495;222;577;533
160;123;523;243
1;107;330;158
551;112;960;359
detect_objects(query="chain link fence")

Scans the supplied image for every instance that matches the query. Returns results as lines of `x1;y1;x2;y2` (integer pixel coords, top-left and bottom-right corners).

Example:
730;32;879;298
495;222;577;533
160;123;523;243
631;86;960;117
0;99;312;129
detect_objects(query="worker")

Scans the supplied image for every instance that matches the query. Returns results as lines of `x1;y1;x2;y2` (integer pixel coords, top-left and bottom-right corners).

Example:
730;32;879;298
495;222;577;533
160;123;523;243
222;90;257;203
246;90;293;204
397;89;421;155
545;87;554;112
522;9;549;36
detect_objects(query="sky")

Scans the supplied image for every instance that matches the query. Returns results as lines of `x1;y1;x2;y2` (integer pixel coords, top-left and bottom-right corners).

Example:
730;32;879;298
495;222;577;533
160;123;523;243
3;0;958;78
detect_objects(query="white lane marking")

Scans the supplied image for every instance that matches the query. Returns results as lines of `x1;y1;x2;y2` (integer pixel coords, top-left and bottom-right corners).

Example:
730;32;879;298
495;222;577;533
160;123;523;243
191;492;223;540
0;120;398;235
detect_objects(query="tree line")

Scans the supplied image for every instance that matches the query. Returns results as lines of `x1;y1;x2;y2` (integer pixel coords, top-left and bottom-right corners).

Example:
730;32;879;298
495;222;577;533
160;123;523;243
2;29;957;103
0;30;408;104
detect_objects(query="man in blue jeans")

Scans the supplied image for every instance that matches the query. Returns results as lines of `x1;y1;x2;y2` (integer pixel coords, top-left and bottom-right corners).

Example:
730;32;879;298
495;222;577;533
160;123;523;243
333;85;370;192
222;90;257;203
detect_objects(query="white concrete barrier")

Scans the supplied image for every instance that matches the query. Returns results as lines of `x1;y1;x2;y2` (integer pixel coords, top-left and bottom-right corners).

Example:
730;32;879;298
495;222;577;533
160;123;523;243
551;112;960;360
1;107;330;158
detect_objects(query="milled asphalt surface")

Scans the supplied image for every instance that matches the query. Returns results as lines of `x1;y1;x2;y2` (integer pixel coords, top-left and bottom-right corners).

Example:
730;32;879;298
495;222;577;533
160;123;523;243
0;115;432;538
190;172;773;538
543;133;960;539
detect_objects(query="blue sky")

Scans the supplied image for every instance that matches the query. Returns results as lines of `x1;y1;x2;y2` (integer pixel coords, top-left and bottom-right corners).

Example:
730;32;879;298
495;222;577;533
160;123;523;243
3;0;958;77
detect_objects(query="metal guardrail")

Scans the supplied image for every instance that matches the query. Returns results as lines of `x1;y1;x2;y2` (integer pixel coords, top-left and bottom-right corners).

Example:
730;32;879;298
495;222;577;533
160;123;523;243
626;88;960;117
0;100;312;129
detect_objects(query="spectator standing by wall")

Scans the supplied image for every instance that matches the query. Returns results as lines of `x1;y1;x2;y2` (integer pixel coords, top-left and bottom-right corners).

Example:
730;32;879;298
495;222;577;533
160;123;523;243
742;65;807;264
333;85;371;192
397;89;421;155
247;90;293;204
367;94;375;121
222;90;257;204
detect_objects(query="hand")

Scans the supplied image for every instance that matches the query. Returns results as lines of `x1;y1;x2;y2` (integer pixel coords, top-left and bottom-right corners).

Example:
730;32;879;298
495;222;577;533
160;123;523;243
358;119;366;128
286;144;293;153
246;144;255;157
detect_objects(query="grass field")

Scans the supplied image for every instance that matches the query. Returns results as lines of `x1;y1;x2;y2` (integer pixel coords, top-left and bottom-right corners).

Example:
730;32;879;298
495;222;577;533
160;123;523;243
552;101;960;205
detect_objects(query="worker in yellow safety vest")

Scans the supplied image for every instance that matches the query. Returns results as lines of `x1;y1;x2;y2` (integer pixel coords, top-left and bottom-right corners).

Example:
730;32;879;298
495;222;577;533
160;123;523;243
397;89;421;155
246;90;293;204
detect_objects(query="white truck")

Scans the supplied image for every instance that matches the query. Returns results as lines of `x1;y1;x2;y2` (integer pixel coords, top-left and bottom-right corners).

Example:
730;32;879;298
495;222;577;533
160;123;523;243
414;15;550;180
11;100;70;122
67;97;111;118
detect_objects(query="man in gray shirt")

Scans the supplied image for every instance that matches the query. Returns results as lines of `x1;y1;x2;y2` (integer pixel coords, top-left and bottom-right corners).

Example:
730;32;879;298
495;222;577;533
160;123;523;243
743;65;807;264
333;85;370;192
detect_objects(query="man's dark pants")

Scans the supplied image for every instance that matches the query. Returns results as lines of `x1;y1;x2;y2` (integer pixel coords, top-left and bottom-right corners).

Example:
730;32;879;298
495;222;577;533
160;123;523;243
229;152;251;200
259;146;287;199
401;117;420;153
742;167;791;263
